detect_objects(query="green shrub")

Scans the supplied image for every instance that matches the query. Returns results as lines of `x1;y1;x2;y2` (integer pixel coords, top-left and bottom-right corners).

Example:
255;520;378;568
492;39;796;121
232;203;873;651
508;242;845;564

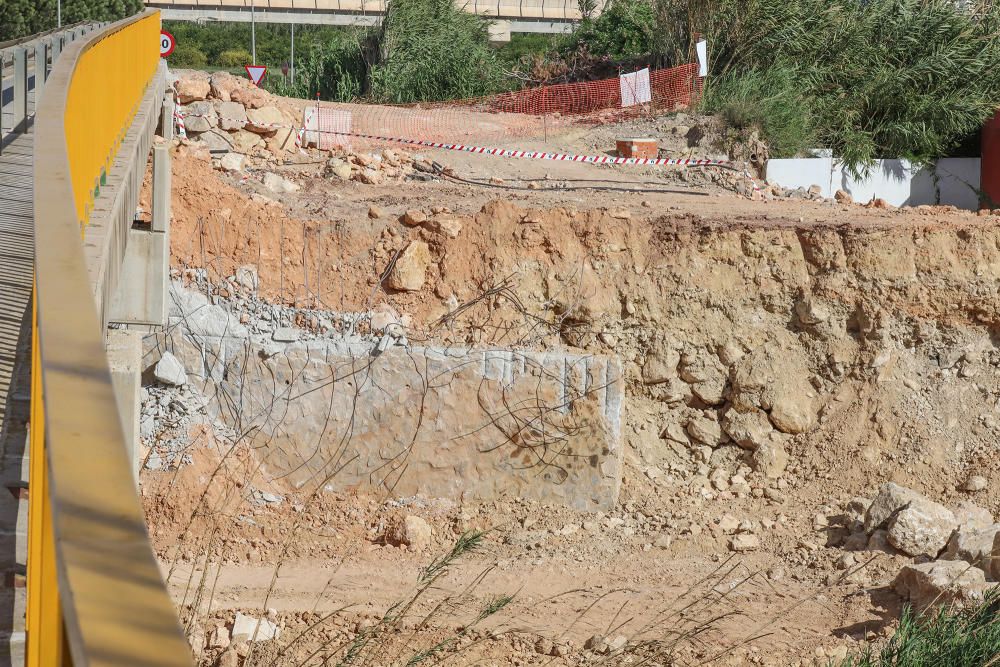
703;67;817;159
842;592;1000;667
170;43;208;69
682;0;1000;173
565;0;658;61
215;48;252;69
368;0;508;102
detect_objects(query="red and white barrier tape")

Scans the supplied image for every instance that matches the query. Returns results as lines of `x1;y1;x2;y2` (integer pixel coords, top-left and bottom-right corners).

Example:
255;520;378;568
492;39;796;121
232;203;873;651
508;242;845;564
174;110;761;192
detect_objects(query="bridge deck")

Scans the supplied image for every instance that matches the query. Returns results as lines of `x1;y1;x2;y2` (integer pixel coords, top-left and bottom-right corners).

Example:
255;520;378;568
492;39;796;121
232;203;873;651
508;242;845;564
0;126;33;667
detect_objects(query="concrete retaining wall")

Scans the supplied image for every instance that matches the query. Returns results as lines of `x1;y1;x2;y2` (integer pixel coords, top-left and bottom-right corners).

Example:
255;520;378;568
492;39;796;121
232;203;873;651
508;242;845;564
766;157;981;210
143;287;624;510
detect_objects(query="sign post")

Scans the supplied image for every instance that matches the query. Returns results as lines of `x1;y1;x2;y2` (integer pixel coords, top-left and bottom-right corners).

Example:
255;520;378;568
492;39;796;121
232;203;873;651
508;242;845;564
160;30;176;58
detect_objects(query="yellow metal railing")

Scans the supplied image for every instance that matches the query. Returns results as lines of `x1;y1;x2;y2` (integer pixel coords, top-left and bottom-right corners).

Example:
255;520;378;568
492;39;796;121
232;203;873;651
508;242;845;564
64;12;160;226
29;10;193;666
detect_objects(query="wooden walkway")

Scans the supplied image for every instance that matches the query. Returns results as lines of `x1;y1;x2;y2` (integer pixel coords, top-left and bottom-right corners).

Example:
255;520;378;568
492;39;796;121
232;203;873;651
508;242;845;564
0;127;33;666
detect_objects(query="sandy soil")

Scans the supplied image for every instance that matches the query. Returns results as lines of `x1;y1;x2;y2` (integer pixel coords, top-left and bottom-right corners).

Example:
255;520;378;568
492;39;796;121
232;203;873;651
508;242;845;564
143;99;1000;667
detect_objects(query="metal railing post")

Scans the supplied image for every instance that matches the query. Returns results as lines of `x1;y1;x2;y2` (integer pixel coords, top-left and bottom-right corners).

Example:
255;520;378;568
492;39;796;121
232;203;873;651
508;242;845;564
160;94;175;141
0;54;5;149
12;48;28;131
152;144;171;232
35;40;48;103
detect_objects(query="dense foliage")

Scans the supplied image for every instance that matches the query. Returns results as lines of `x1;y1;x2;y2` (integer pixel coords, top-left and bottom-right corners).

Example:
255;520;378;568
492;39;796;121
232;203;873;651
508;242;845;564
699;0;1000;168
842;592;1000;667
162;22;348;72
368;0;507;102
0;0;143;41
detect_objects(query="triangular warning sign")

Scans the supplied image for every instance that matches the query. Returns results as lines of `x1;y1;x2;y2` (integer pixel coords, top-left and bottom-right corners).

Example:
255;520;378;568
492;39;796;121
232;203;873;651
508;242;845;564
245;65;267;87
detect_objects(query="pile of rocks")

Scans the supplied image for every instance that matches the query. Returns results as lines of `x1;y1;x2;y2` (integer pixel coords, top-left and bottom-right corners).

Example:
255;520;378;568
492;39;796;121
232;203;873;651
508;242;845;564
172;70;300;158
645;338;817;500
324;148;435;186
822;482;999;611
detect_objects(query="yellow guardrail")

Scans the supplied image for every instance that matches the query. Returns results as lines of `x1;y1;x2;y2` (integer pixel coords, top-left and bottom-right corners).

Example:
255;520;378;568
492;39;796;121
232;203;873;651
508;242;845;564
30;9;193;666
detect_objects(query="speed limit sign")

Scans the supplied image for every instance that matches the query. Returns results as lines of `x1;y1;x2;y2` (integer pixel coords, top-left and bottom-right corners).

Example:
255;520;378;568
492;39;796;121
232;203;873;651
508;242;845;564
160;30;176;57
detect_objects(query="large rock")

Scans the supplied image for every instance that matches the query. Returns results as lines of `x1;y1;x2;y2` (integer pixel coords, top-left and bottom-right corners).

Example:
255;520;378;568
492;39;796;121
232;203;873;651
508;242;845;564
209;71;243;102
954;501;994;530
231;129;263;153
263;172;299;194
721;409;773;450
230;85;272;109
168;288;248;339
267;126;296;153
216;101;248;131
246;105;285;134
769;395;814;434
751;440;789;479
942;524;1000;574
887;501;957;557
686;414;724;448
545;260;617;326
386;241;432;292
154;352;187;386
183;101;217;133
864;482;925;533
730;344;815;434
231;612;280;642
893;561;989;612
219;152;244;173
642;342;679;385
678;350;728;404
175;73;210;103
386;515;433;549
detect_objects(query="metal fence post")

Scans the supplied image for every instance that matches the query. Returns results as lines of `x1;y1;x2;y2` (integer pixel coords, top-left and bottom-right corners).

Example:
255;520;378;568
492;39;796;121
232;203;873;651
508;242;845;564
13;48;27;131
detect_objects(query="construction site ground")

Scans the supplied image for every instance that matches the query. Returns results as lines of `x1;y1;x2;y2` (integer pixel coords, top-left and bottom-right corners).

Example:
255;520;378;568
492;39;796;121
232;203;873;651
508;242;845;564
144;89;1000;667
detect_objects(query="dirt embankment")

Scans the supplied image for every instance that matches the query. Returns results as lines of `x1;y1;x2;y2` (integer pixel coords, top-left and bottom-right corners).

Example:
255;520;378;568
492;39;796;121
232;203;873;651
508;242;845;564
146;149;1000;667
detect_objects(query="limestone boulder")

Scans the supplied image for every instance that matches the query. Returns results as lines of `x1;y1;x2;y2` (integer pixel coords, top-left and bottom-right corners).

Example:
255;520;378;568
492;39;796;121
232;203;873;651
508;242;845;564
154;352;187;386
183;101;217;133
175;72;210;103
231;129;263;153
216;101;248;131
642;341;679;385
893;561;990;612
721;408;773;450
423;215;463;239
263;172;299;194
209;70;243;102
246;105;286;134
219;153;244;173
751;440;789;479
954;501;994;530
386;241;432;292
730;343;815;434
864;482;925;533
386;515;433;549
686;414;724;448
887;501;957;557
230;85;272;109
231;612;280;642
942;524;1000;575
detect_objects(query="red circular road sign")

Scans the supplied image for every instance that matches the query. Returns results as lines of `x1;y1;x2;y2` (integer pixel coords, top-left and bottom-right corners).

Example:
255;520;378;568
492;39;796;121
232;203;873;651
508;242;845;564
160;30;176;58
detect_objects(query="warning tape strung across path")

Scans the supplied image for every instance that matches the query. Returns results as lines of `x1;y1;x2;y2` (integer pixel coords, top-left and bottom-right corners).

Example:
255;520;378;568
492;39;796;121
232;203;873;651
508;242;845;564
174;110;760;191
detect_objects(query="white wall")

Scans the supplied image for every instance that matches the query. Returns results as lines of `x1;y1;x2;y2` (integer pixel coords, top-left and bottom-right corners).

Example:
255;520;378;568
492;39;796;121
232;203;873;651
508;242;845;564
766;157;981;210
